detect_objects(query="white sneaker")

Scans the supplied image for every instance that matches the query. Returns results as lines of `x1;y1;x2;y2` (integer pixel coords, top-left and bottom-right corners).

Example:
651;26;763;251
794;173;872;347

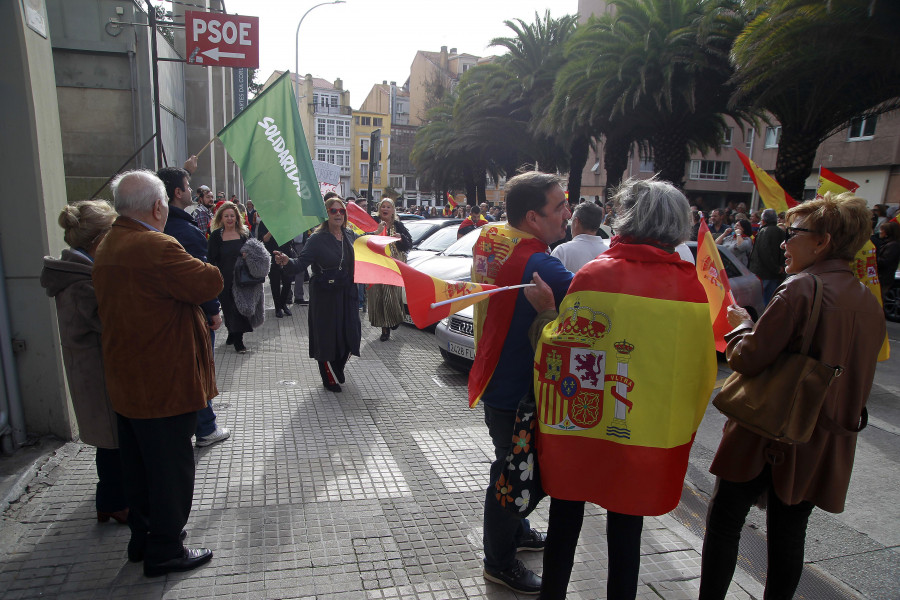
196;427;230;447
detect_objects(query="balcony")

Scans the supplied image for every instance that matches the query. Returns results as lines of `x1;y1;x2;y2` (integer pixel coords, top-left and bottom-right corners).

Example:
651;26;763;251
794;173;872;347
311;104;352;116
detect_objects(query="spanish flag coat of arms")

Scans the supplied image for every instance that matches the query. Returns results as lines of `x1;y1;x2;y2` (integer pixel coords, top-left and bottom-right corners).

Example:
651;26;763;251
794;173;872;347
533;242;717;516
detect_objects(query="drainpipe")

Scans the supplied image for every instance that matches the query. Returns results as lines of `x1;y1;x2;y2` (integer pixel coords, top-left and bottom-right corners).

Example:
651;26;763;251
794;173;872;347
0;242;27;454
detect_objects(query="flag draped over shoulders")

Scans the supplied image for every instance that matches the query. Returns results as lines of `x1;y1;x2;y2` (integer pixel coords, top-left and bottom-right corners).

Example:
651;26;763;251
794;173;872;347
533;242;716;516
468;223;546;408
218;71;326;246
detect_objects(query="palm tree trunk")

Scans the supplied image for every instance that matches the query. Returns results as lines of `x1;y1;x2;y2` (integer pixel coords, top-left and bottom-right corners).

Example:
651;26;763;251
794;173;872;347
464;172;477;206
566;136;590;203
774;128;819;202
603;134;631;198
650;129;689;190
477;171;488;205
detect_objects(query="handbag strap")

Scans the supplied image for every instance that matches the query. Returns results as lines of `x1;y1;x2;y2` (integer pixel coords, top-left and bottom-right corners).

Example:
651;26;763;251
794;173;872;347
799;274;823;356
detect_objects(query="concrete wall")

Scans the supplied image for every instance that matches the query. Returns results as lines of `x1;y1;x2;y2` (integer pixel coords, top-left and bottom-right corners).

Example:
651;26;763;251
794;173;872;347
0;0;75;440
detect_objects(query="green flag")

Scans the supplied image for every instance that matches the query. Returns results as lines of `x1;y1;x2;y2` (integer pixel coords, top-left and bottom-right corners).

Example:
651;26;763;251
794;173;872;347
218;71;326;245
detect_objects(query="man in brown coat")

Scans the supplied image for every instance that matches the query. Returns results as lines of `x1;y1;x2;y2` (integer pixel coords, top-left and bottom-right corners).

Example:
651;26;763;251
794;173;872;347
93;170;223;577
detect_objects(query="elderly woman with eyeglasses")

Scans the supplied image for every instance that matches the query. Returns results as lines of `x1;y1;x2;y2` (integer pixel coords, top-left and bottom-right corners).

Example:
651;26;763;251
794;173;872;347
699;192;885;600
274;197;361;392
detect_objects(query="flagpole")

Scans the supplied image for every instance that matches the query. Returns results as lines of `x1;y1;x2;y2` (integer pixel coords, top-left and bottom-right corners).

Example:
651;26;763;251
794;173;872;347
196;135;218;158
429;284;535;309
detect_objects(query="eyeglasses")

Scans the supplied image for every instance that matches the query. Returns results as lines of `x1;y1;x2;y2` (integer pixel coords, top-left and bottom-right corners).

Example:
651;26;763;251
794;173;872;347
328;208;346;215
785;226;820;241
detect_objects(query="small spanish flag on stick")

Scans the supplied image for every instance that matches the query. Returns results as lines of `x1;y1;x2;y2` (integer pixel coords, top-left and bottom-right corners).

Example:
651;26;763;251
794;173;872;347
817;167;859;197
353;235;499;328
346;201;379;235
735;149;798;214
696;221;736;352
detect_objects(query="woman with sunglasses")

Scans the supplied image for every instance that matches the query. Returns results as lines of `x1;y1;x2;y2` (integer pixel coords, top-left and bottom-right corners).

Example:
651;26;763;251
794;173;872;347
699;192;885;600
368;198;412;341
274;197;361;392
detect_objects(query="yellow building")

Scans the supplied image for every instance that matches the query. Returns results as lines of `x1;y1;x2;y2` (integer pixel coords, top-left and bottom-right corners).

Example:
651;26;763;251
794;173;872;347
351;109;390;204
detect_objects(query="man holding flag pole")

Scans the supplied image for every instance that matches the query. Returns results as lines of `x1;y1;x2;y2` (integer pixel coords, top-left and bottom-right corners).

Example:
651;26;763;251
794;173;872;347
469;172;574;595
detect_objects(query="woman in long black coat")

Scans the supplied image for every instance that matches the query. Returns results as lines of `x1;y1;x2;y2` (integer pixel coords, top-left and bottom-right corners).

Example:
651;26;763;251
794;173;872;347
208;202;252;353
275;197;361;392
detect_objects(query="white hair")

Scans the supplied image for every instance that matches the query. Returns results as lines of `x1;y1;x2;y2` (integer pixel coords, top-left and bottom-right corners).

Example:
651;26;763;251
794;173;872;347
110;170;167;216
612;177;691;246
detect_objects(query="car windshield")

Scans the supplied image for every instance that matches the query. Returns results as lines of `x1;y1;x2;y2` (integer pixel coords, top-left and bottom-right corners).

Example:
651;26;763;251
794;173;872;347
441;226;484;257
417;226;459;252
405;221;437;245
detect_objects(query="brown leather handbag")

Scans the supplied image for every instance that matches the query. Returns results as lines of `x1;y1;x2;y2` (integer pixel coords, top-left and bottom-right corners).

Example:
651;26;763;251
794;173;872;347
712;274;845;444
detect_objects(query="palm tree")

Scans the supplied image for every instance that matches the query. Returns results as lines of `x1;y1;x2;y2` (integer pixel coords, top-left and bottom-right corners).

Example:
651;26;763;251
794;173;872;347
730;0;900;199
551;0;751;190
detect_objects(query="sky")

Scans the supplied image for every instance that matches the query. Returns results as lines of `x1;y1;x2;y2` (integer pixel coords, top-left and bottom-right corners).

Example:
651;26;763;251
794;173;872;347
174;0;580;109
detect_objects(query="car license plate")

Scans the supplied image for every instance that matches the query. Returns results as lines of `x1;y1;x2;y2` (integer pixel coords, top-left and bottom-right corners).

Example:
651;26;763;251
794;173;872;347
448;341;474;360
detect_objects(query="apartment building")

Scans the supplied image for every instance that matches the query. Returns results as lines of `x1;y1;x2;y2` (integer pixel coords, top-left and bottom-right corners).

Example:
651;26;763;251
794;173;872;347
351;110;390;204
360;81;419;204
407;46;482;126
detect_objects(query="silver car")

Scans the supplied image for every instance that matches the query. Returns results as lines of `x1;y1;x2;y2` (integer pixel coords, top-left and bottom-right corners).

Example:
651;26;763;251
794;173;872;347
433;239;767;369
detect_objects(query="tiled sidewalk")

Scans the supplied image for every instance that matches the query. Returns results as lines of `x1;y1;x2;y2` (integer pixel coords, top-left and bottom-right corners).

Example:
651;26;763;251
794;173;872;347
0;301;760;599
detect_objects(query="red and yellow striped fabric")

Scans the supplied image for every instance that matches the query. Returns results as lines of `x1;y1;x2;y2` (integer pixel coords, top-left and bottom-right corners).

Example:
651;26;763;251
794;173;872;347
818;167;859;196
853;240;890;361
533;242;716;516
735;149;798;214
468;223;547;408
696;220;735;352
353;235;497;329
347;202;378;235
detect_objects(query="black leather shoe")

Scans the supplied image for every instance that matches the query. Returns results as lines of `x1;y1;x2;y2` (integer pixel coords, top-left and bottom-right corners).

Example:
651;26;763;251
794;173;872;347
323;382;342;393
282;307;292;317
483;559;541;595
517;528;547;552
128;530;187;562
144;547;212;577
275;308;284;318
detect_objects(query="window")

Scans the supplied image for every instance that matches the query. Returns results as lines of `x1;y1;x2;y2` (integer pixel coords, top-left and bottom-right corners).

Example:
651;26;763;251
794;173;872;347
360;139;369;161
848;116;877;140
764;126;781;148
373;117;383;127
742;171;752;183
360;116;371;127
745;127;754;149
689;160;730;181
389;176;403;188
360;164;369;181
335;122;348;138
317;121;326;136
639;156;654;173
722;127;733;147
317;149;326;162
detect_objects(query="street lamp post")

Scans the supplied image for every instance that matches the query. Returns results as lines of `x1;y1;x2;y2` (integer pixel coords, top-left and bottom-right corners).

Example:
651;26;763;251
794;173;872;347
294;1;346;107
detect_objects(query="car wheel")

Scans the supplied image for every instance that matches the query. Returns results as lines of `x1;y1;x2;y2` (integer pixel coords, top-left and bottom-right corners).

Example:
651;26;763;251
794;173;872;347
884;283;900;322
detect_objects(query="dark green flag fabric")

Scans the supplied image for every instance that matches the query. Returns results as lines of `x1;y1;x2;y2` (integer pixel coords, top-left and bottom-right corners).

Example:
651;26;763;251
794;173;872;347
218;71;325;245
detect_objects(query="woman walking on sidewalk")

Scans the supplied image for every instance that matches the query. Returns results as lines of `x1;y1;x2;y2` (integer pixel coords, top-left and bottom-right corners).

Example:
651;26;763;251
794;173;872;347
41;200;129;525
367;199;412;341
699;193;885;600
208;202;253;353
275;197;361;392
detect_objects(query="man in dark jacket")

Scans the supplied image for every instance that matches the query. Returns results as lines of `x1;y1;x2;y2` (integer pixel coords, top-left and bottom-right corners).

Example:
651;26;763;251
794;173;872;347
748;208;787;304
158;167;230;448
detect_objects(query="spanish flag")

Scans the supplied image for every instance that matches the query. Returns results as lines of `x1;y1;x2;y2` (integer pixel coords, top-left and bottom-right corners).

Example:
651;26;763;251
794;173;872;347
853;240;890;361
735;149;798;214
533;242;716;516
446;192;460;208
469;223;547;408
353;235;498;328
347;201;378;235
817;167;860;196
696;220;736;352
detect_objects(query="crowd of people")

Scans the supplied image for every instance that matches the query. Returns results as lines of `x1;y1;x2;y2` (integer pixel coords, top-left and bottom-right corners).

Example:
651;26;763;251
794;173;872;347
39;159;892;596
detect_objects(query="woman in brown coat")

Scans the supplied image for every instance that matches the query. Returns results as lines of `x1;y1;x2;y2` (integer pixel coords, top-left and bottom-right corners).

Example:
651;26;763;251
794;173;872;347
699;193;886;600
40;200;127;524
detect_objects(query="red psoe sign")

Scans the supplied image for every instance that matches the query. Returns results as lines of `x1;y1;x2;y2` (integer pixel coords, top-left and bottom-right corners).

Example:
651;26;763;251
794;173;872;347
185;11;259;69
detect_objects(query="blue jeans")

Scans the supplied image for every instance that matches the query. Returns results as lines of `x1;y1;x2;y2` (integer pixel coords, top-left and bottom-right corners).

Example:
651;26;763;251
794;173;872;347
483;403;531;571
761;279;781;306
195;329;217;438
